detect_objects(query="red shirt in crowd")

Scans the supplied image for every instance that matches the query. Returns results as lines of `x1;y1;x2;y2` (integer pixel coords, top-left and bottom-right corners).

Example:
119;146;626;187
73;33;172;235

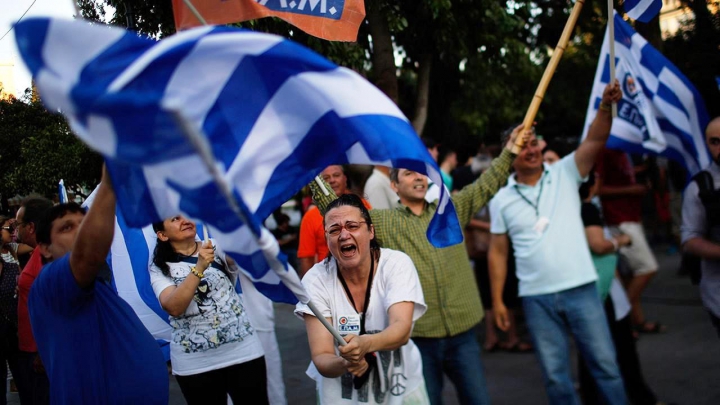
17;247;43;352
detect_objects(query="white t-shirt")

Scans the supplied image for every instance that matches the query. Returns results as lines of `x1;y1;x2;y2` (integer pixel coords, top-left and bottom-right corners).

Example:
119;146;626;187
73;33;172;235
295;248;427;405
149;242;263;376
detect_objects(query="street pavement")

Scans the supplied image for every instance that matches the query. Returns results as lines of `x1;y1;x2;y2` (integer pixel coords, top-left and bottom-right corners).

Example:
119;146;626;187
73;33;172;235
8;246;718;404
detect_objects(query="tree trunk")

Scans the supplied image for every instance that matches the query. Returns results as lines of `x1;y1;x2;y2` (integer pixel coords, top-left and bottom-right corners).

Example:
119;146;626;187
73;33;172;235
412;53;432;136
366;1;398;104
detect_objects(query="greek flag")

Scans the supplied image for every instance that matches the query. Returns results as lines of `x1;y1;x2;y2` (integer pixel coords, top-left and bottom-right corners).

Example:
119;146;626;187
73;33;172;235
582;12;711;177
15;18;461;302
624;0;662;23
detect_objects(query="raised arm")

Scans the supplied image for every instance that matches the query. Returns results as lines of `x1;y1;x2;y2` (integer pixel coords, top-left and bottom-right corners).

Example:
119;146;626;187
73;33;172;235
69;166;116;288
450;128;529;225
574;80;622;178
488;233;510;331
158;241;215;317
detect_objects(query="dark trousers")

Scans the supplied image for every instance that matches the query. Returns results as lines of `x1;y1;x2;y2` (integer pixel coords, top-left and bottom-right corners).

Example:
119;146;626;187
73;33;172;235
579;299;657;405
15;351;50;405
175;356;268;405
0;322;22;405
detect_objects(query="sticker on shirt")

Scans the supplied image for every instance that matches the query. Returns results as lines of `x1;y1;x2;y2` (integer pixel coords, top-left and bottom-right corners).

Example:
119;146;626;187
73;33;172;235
337;315;361;334
533;216;550;234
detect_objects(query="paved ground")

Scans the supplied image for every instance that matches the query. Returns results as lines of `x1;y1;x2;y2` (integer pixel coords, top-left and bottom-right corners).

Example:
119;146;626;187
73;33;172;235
8;247;719;404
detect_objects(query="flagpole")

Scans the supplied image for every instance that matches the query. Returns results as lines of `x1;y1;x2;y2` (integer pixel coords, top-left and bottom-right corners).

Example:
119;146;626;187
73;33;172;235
182;0;208;26
512;0;586;153
607;1;618;117
169;110;348;347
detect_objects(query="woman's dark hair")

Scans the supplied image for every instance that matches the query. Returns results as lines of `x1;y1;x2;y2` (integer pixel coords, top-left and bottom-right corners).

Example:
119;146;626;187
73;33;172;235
152;220;232;279
152;221;176;277
323;194;381;264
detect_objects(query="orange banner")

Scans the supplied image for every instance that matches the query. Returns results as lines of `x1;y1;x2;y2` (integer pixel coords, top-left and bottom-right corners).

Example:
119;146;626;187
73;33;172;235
172;0;365;42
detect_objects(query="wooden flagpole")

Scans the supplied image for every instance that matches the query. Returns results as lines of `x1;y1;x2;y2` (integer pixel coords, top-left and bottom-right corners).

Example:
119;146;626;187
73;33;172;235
512;0;587;153
607;0;618;117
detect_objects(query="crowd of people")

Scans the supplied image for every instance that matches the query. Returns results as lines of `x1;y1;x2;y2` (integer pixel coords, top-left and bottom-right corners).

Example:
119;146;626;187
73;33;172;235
0;80;718;405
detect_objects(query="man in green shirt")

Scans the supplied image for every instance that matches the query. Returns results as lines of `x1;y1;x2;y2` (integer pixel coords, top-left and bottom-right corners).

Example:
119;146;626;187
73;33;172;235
310;127;526;405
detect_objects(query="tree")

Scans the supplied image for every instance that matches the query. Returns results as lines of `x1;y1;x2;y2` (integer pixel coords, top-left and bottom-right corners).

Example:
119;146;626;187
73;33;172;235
0;90;103;210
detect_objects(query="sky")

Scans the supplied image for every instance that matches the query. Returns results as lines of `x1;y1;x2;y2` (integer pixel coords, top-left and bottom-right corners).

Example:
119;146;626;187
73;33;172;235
0;0;77;97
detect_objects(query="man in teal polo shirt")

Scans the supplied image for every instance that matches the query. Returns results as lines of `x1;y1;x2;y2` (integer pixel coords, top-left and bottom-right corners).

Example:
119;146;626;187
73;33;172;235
488;80;627;405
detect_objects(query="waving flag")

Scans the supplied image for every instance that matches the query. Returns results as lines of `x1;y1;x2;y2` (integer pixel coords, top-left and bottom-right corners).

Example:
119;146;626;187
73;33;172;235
623;0;662;23
582;12;710;178
15;18;461;303
171;0;365;42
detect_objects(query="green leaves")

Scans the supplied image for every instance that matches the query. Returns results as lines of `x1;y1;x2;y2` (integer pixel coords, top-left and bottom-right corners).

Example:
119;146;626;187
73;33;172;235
0;94;102;204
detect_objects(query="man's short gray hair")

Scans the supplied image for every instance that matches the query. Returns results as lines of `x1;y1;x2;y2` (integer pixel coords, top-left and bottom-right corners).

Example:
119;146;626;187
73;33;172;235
389;168;400;183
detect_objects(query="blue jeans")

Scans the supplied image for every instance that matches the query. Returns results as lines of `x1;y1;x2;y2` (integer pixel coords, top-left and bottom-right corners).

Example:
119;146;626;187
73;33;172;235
523;282;626;405
412;327;490;405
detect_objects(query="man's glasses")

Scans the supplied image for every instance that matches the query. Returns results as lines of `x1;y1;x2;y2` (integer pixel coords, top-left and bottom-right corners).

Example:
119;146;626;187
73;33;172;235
326;221;367;236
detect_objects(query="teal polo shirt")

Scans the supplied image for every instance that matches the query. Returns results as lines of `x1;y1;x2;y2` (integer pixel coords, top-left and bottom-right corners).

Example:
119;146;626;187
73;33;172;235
489;153;597;297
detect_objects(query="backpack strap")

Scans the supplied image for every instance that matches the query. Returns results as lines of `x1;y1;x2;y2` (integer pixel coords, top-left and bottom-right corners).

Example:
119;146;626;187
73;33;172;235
692;170;714;193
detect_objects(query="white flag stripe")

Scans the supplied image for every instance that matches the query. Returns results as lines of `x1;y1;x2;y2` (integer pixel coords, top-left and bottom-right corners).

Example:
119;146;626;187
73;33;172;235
108;26;214;92
230;67;407;212
161;33;283;126
627;0;656;20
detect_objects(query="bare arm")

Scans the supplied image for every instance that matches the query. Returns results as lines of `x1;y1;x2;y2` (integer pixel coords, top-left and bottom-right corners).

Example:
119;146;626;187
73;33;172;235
585;226;631;255
684;238;720;260
595;173;647;198
488;233;510;331
467;219;490;232
574;80;622;178
304;315;367;378
16;243;33;256
69;166;116;288
338;301;414;363
158;241;214;317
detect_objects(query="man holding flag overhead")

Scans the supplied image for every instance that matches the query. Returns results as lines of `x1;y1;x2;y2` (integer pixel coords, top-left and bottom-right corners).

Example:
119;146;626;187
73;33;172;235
30;167;168;404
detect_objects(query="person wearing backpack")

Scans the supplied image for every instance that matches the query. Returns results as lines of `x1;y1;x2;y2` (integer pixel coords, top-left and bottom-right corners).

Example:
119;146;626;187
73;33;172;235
681;116;720;337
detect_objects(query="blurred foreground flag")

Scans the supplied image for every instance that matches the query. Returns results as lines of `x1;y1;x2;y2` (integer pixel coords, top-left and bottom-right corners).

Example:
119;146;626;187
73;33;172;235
171;0;365;42
15;18;461;303
624;0;662;23
582;12;710;178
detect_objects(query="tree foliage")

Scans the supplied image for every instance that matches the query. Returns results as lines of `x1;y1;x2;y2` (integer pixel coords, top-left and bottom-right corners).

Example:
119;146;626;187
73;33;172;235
76;0;718;159
0;91;103;209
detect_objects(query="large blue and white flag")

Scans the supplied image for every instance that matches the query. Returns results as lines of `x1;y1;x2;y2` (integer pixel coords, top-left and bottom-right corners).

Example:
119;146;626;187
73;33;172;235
624;0;662;23
15;18;462;303
582;12;711;177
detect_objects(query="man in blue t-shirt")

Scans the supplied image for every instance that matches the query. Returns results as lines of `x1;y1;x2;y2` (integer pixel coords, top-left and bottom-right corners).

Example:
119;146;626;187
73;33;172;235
30;167;168;404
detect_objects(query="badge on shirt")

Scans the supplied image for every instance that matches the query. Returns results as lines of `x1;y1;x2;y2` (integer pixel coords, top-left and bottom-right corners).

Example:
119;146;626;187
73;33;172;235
533;216;550;234
338;315;361;334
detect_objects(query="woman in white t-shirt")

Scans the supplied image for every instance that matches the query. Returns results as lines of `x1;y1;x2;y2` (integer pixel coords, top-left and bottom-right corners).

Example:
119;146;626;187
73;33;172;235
149;215;266;405
295;194;429;405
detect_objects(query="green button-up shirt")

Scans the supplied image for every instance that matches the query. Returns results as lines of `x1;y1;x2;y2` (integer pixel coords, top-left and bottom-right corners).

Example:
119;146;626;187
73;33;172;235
311;149;515;338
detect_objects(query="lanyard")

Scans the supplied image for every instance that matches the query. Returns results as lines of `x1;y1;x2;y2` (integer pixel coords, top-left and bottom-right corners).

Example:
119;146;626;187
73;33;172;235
336;253;375;335
514;174;545;218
